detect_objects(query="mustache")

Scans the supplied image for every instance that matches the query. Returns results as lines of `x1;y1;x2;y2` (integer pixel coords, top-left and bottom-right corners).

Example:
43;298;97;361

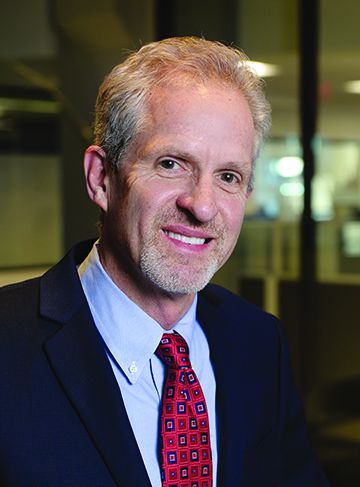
154;208;225;238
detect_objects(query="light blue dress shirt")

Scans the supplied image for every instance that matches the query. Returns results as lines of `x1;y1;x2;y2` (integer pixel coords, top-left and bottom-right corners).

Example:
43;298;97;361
78;243;218;486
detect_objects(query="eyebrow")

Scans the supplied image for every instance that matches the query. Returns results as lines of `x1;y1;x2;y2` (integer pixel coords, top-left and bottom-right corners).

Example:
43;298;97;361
142;144;194;161
141;139;253;175
143;145;251;167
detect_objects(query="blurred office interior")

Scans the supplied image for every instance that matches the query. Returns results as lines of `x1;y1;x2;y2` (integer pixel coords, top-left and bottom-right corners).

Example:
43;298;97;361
0;0;359;484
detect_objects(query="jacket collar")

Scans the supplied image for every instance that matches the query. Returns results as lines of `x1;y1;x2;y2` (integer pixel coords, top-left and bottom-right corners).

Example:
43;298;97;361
39;240;152;486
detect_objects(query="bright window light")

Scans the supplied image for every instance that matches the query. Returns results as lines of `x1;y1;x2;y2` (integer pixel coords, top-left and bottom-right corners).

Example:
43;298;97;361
276;156;304;178
280;182;305;197
243;61;280;78
344;80;360;94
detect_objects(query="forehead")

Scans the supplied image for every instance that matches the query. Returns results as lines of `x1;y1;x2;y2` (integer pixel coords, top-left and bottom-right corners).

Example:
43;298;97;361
136;81;255;161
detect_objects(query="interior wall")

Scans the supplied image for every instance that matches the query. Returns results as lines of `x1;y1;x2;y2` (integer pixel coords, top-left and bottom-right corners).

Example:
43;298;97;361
50;0;155;249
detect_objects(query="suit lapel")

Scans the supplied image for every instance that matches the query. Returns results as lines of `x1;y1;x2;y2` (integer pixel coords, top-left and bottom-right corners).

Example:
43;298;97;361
40;242;151;487
197;287;255;487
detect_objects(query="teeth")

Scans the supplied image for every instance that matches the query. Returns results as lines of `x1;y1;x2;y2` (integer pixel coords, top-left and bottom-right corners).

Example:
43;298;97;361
164;230;206;245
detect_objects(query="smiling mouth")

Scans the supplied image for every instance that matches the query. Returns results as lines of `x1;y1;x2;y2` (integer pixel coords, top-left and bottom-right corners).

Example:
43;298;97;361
163;230;211;246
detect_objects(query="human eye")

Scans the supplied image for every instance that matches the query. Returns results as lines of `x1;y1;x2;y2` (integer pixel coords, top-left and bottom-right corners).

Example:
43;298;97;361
157;158;189;178
217;169;249;194
219;172;239;185
159;159;180;170
219;171;242;191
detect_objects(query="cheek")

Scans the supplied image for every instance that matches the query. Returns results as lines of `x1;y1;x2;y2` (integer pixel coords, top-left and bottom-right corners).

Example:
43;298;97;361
129;179;179;217
124;185;166;235
222;197;247;235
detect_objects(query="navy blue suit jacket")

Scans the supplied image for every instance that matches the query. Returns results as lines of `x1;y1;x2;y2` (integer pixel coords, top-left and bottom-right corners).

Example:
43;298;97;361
0;240;329;486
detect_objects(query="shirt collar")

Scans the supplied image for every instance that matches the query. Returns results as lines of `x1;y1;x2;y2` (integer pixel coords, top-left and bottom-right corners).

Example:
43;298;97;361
78;242;198;384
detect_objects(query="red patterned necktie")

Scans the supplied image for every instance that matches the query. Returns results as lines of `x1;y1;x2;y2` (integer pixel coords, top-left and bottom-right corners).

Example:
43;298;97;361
156;331;213;487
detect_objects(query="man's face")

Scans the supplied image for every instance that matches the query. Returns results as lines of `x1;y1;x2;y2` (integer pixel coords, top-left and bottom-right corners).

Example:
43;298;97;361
102;81;255;295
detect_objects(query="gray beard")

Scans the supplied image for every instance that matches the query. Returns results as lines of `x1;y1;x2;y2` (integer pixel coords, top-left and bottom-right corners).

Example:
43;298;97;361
139;238;225;295
137;207;228;295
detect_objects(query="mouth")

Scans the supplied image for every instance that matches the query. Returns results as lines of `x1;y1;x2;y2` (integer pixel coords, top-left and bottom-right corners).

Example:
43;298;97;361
163;230;212;246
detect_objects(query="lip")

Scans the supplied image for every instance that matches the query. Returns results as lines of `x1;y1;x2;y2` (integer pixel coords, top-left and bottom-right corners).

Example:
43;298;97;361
162;224;213;240
161;224;214;251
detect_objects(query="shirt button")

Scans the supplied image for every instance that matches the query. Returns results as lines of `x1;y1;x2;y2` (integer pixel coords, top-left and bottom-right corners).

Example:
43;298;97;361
129;361;138;374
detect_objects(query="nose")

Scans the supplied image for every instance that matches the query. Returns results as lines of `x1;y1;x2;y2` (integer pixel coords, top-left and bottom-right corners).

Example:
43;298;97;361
176;175;218;223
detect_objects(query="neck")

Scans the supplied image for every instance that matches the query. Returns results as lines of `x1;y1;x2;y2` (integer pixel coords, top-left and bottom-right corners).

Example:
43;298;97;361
98;243;196;329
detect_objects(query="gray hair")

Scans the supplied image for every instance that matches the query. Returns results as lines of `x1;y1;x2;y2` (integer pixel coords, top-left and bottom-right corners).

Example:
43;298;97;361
94;36;271;173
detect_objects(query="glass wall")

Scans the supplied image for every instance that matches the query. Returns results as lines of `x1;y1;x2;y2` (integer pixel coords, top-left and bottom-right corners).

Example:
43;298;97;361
218;1;360;483
213;0;301;317
0;91;62;284
0;0;62;284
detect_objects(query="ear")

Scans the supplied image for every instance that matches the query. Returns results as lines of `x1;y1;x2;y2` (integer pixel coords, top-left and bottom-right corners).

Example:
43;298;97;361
245;185;254;199
83;145;110;212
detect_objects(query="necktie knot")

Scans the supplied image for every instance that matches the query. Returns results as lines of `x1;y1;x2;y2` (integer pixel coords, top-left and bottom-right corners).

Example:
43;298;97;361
156;332;191;369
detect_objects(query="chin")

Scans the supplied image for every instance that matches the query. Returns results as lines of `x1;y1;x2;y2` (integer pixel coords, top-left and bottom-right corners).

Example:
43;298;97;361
141;264;217;295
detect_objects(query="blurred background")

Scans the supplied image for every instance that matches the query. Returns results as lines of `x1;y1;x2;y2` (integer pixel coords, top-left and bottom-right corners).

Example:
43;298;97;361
0;0;359;484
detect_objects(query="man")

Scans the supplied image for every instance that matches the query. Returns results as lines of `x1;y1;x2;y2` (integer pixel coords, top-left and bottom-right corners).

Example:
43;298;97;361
0;37;328;486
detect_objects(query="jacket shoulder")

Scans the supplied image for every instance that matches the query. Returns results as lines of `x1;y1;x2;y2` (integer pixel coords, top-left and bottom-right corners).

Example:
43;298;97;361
0;277;41;319
198;283;283;348
200;283;277;323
